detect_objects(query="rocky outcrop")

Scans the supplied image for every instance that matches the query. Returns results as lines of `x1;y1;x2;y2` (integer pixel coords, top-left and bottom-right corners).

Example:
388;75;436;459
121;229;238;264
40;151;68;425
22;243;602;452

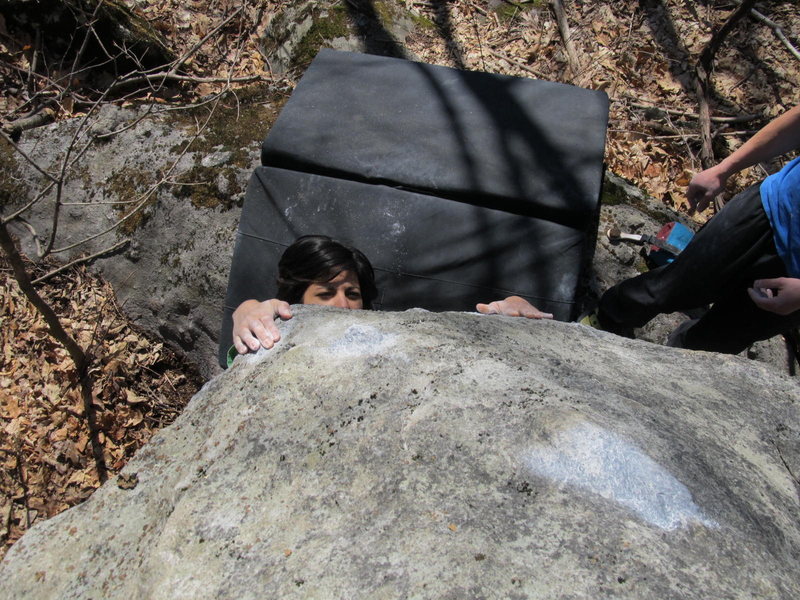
5;105;795;378
3;92;284;378
1;307;798;598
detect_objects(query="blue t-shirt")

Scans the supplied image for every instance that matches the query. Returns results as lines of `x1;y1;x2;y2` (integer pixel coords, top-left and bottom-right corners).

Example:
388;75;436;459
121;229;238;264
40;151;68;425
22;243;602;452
761;155;800;277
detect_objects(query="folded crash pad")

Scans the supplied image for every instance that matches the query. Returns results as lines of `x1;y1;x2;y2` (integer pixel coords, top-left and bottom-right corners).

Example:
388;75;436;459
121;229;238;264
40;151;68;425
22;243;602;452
219;50;608;367
262;49;609;219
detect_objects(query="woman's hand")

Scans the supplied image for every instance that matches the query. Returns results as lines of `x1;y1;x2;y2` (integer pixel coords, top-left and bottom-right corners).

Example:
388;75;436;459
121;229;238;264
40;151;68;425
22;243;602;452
747;278;800;316
232;299;294;354
476;296;554;319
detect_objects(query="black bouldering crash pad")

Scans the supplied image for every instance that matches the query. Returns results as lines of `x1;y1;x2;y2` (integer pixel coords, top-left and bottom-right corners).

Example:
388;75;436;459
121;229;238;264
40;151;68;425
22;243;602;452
219;50;609;367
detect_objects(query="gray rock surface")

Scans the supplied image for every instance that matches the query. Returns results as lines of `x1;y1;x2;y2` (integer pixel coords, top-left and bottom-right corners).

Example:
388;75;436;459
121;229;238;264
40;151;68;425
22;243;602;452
3;99;276;378
2;307;798;598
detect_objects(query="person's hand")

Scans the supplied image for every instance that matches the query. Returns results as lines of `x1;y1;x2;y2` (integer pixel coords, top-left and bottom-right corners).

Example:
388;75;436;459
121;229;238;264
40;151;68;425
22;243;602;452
232;299;293;354
686;166;729;215
747;278;800;316
476;296;554;319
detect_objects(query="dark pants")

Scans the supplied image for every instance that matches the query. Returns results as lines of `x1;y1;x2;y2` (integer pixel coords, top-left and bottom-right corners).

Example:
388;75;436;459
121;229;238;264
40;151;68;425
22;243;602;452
598;184;800;353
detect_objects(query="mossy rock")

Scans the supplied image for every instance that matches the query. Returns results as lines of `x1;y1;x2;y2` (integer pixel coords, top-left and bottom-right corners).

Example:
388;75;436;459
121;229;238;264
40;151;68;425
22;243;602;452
262;0;421;74
107;168;158;236
491;0;545;22
0;137;29;209
602;171;694;230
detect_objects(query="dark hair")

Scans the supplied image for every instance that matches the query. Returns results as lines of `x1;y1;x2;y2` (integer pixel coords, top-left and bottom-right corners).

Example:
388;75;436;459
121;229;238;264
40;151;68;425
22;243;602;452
276;235;378;308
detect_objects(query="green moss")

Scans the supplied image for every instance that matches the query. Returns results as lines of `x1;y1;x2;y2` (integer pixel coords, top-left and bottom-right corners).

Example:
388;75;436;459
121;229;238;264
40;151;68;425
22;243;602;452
164;85;287;211
374;0;401;26
634;258;650;274
493;0;542;22
169;85;286;168
602;174;677;224
291;4;351;71
106;168;157;235
0;137;29;209
173;165;243;211
408;10;435;30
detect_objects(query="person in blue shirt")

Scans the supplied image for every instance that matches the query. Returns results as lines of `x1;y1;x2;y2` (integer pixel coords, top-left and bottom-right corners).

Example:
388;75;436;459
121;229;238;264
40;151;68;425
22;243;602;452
596;104;800;353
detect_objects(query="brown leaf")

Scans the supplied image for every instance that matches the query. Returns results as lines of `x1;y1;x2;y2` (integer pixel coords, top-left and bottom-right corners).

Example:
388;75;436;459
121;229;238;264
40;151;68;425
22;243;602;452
126;390;147;405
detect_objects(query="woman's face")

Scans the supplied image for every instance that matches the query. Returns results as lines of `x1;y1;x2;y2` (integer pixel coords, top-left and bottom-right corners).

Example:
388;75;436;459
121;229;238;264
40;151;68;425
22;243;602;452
301;270;364;309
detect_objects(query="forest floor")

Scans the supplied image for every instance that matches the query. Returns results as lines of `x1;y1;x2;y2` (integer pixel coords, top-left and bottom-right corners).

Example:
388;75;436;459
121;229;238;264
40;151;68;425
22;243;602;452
1;0;798;558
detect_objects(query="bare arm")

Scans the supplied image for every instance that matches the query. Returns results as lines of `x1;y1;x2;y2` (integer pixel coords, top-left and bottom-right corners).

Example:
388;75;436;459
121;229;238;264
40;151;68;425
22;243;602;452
476;296;554;319
232;299;294;354
688;105;800;213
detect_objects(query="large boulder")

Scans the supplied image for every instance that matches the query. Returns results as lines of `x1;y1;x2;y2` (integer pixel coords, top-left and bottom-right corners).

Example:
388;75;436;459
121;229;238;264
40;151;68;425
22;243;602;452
1;307;798;598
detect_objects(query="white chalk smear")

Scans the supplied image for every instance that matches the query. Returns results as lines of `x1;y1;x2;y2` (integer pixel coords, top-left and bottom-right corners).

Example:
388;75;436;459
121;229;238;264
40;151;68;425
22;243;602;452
522;422;717;530
327;324;398;358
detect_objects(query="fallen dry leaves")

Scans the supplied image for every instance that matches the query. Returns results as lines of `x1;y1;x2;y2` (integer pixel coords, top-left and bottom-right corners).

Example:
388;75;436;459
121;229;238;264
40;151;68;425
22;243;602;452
405;0;798;218
0;255;201;559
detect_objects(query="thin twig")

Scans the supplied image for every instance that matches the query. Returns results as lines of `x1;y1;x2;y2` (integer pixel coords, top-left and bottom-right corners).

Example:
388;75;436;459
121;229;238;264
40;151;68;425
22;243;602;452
32;239;130;285
487;47;547;79
733;1;800;60
108;73;261;93
11;217;44;257
93;106;156;140
695;0;758;170
168;6;244;77
468;1;487;17
625;100;761;124
0;221;107;483
1;181;58;225
67;1;105;90
0;130;58;183
40;89;112;258
49;102;218;255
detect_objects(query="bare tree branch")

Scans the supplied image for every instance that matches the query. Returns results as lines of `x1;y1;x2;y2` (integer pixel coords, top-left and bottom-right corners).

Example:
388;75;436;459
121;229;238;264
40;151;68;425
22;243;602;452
694;0;758;170
32;239;130;285
3;106;57;139
733;0;800;61
0;130;58;183
0;221;107;483
550;0;580;79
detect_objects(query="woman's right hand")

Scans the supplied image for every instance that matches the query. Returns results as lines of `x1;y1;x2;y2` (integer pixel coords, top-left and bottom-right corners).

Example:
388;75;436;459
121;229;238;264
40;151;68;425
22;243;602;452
232;299;294;354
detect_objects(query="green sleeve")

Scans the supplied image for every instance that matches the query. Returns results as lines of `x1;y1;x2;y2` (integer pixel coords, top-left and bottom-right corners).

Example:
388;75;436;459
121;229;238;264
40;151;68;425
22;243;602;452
226;345;239;368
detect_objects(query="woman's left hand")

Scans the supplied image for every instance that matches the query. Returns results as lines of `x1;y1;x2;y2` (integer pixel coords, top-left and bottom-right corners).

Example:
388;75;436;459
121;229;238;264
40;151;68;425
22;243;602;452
476;296;554;319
